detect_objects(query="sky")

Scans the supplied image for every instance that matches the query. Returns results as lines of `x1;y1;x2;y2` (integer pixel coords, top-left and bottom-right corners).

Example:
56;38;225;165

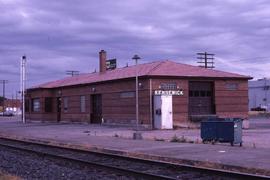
1;0;270;98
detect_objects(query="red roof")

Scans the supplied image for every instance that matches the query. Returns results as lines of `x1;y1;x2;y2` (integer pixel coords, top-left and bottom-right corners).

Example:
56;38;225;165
30;60;251;89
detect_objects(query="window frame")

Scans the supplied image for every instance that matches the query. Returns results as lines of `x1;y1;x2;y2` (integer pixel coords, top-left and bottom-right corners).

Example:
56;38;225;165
63;97;68;112
32;98;40;112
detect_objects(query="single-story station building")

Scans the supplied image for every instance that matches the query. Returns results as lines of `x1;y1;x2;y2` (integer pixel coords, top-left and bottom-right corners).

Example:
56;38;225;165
25;50;252;129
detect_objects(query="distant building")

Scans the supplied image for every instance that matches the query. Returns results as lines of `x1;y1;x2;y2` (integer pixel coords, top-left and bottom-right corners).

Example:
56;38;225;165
249;78;270;111
25;50;252;129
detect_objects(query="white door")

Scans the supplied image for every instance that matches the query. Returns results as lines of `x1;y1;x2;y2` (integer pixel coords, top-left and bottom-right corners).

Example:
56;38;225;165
161;95;173;129
154;95;173;129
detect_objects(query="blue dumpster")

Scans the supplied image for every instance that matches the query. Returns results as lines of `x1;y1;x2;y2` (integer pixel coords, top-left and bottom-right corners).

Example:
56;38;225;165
201;118;242;146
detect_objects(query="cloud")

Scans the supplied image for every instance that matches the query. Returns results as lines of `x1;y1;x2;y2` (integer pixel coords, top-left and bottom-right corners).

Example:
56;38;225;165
0;0;270;97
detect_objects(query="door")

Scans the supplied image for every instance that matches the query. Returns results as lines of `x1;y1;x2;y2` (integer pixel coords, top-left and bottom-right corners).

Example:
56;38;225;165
154;95;173;129
56;97;61;122
91;94;102;123
189;81;215;115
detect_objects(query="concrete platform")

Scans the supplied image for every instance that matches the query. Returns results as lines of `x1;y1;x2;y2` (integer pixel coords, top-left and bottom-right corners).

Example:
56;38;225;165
0;116;270;176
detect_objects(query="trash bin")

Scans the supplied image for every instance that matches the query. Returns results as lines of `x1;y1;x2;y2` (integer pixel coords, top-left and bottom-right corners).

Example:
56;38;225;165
201;118;242;146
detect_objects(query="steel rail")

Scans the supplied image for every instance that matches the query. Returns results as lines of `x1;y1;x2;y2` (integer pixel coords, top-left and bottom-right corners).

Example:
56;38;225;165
0;140;174;180
0;137;269;180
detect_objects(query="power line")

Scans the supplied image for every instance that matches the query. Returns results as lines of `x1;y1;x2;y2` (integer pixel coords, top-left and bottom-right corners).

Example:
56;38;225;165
227;56;270;63
197;52;215;69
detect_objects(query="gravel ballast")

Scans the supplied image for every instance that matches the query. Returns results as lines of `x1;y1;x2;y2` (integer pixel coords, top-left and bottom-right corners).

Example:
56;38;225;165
0;145;134;180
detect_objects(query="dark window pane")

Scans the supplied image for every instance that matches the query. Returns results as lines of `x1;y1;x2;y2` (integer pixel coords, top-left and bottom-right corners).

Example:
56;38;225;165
45;97;53;113
200;91;206;97
25;100;29;112
194;91;199;97
206;91;212;97
189;90;193;97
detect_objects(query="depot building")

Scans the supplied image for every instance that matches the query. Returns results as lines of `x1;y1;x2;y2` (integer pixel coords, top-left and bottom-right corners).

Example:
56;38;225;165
25;50;252;129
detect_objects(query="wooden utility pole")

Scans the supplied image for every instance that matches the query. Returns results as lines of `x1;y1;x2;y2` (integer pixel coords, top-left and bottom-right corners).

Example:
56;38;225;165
0;80;8;112
66;70;79;76
197;52;215;69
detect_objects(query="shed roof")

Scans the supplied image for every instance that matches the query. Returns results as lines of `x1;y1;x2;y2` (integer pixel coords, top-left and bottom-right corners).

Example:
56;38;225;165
30;60;251;89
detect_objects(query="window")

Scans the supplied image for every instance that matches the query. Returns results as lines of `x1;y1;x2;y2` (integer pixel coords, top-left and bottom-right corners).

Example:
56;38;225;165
80;96;86;113
63;97;68;112
45;97;53;113
120;91;135;98
32;98;40;112
189;90;193;97
226;83;238;90
160;83;177;90
194;91;200;97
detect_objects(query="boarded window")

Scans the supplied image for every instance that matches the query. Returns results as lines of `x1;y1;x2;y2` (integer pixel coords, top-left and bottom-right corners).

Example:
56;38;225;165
120;91;135;98
63;97;68;112
226;83;238;90
45;97;53;113
80;96;86;113
32;98;40;112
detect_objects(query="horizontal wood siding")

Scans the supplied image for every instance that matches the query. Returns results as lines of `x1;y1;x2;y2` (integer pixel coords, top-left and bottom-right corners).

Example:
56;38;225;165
215;80;248;119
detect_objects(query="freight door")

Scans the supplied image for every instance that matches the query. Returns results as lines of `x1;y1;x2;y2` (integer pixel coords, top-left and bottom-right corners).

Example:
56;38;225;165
154;95;173;129
91;94;102;123
189;82;214;115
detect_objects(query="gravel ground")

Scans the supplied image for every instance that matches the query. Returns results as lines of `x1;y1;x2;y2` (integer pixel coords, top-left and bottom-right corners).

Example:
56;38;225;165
0;145;135;180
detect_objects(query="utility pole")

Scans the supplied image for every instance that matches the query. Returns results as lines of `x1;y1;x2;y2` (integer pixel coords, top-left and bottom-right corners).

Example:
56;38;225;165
132;54;142;140
16;91;20;101
197;52;215;69
66;70;79;76
0;80;8;112
21;55;26;123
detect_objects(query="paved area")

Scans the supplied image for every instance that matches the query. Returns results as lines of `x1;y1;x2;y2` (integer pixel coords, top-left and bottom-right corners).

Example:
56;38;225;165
0;116;270;176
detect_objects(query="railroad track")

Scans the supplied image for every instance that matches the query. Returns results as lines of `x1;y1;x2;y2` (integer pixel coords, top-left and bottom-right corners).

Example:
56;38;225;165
0;137;268;180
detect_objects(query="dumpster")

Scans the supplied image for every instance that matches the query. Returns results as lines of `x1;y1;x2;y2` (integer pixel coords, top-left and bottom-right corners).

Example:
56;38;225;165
201;118;242;146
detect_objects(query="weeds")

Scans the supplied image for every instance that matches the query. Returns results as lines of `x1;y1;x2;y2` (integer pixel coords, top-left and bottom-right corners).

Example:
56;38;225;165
154;137;165;141
170;135;187;143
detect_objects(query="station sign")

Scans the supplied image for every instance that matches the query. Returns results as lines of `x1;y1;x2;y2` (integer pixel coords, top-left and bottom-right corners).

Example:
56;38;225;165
154;90;184;96
106;59;117;70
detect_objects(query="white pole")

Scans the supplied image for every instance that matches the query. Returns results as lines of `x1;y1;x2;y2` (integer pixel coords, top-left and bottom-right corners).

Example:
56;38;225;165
20;57;22;120
135;58;138;131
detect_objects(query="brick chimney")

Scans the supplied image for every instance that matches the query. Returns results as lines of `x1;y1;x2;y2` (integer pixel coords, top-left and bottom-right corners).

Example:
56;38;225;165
99;50;107;73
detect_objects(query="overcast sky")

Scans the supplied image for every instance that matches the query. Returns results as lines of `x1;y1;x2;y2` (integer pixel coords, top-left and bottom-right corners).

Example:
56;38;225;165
1;0;270;98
